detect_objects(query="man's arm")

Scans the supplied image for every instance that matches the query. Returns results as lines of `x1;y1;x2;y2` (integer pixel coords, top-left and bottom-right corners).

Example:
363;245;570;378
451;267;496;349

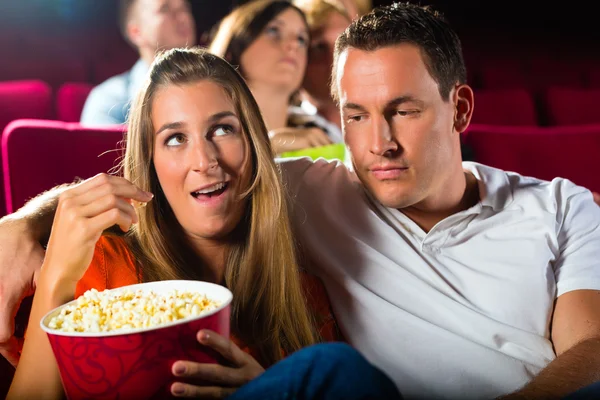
0;183;74;366
500;290;600;399
501;184;600;399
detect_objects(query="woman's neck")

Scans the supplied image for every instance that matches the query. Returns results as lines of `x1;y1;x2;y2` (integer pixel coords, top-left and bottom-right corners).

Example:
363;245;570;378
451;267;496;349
187;237;228;284
249;82;292;130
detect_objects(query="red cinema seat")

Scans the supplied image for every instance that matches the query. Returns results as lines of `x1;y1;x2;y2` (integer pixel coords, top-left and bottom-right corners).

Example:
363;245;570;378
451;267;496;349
2;119;125;214
472;89;538;126
479;60;529;89
464;123;600;193
544;87;600;126
56;83;94;122
0;80;53;134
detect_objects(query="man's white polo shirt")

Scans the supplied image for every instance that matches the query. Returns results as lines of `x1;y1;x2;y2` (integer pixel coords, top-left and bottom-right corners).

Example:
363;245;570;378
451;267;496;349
279;158;600;400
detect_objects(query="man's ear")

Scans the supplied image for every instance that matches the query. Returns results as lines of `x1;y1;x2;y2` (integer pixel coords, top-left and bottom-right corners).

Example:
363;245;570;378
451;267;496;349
126;20;142;48
453;84;474;134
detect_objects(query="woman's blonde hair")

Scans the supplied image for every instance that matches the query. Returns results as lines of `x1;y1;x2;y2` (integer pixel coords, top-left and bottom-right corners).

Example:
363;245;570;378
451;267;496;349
293;0;350;30
122;47;318;365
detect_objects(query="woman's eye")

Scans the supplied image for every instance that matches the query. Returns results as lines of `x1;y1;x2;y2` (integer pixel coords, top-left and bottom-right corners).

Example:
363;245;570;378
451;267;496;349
213;125;234;137
165;134;186;147
265;26;280;38
297;35;308;47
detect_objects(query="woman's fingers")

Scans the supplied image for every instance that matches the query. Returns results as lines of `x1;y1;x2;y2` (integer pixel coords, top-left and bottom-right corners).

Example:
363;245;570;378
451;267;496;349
78;194;139;226
88;207;135;235
171;382;235;399
67;174;153;208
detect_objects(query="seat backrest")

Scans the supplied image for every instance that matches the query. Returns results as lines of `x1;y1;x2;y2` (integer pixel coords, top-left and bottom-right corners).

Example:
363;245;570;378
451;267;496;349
0;80;53;134
544;87;600;126
479;60;529;89
56;82;94;122
2;119;125;214
472;89;538;126
464;123;600;193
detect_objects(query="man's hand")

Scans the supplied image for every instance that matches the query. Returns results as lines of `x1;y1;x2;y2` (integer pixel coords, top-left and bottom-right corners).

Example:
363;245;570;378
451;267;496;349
593;192;600;206
0;217;45;367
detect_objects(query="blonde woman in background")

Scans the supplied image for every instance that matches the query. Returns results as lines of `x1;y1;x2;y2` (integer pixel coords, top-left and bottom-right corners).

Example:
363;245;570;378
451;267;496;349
294;0;353;134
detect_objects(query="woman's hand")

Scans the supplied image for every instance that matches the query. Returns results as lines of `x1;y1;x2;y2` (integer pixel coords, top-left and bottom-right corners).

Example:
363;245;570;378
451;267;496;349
269;126;333;154
170;329;265;398
40;174;153;293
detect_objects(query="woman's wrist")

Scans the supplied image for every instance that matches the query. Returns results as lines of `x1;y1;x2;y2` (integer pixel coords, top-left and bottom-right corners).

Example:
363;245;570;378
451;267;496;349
37;264;78;306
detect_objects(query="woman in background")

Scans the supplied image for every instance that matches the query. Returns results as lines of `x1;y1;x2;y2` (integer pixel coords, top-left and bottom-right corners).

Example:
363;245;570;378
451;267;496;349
209;0;342;155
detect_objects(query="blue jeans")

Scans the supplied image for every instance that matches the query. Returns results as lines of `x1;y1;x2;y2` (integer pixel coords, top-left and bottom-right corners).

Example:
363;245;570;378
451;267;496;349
561;381;600;400
228;342;402;400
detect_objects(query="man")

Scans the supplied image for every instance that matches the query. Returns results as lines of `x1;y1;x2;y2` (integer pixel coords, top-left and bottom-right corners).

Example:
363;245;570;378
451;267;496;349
2;3;600;399
80;0;196;126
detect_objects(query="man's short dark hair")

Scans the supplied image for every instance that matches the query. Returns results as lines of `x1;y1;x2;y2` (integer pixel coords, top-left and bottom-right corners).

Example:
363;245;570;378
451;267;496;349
119;0;138;45
331;2;467;102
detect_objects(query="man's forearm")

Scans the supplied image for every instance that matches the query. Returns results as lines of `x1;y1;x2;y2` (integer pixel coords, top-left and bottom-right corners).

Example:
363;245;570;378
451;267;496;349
501;338;600;399
1;182;76;246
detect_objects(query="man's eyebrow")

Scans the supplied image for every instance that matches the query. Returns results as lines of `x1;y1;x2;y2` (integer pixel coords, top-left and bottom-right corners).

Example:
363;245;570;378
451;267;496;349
342;102;366;112
386;95;425;108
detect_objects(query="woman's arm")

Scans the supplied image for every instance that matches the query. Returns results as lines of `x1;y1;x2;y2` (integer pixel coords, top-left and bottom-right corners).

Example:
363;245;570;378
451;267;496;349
7;174;152;399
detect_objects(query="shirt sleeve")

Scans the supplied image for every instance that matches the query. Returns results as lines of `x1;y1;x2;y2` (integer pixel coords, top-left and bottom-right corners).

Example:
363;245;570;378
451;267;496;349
553;180;600;296
79;78;129;126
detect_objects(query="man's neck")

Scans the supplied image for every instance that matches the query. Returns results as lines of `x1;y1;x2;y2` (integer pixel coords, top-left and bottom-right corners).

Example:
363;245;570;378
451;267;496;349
250;83;291;130
138;47;156;67
400;169;480;233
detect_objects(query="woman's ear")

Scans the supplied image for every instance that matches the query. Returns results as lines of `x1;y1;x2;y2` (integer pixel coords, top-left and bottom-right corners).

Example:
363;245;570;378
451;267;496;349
453;84;474;134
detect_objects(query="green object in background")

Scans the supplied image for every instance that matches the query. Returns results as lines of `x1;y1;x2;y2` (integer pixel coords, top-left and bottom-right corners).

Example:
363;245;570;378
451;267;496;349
280;143;346;161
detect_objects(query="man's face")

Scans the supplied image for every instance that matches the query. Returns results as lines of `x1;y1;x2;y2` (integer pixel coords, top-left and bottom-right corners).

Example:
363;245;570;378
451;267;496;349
303;11;349;103
337;44;459;210
132;0;196;51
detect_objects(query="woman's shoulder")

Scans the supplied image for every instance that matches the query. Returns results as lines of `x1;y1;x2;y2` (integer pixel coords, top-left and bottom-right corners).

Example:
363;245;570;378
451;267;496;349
75;234;139;298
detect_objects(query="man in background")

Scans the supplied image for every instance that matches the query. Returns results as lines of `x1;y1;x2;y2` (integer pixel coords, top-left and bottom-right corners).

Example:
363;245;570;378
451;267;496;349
80;0;196;126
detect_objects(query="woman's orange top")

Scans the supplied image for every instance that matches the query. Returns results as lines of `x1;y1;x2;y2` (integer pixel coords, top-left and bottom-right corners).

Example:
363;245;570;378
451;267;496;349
75;235;341;366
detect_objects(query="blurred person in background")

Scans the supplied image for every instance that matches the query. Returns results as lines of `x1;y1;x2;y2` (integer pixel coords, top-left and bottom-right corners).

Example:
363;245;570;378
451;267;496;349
80;0;196;126
209;0;342;155
294;0;352;135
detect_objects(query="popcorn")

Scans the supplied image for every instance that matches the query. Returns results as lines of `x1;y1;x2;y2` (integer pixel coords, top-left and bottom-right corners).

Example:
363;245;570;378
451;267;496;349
47;288;220;333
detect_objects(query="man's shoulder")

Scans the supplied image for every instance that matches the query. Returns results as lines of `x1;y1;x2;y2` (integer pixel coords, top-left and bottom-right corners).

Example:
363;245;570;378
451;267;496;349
277;157;353;193
465;162;592;214
87;69;132;101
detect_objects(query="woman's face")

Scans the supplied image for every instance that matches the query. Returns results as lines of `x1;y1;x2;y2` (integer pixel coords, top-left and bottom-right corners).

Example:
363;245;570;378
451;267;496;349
151;80;252;243
240;7;309;94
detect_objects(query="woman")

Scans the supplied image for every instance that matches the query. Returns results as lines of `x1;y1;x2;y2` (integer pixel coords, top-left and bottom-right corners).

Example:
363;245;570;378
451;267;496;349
209;0;342;155
7;47;334;398
8;48;401;400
